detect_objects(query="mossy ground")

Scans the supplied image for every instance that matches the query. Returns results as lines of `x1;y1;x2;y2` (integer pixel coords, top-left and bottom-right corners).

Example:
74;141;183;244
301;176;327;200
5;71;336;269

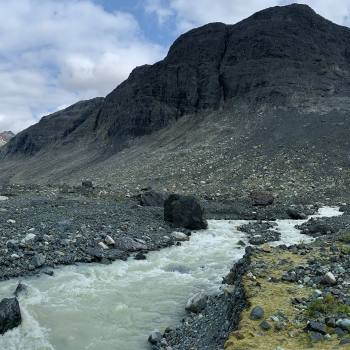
224;246;347;350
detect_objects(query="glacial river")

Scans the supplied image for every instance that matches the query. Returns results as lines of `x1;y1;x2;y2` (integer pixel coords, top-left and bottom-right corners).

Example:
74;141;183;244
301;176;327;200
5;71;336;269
0;207;341;350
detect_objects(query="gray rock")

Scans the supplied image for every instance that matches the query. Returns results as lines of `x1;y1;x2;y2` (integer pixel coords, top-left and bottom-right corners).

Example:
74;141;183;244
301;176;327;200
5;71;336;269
148;330;162;345
250;306;264;320
171;232;189;241
260;320;272;331
250;191;274;206
6;240;19;250
114;237;147;252
185;292;208;313
22;233;36;243
104;235;115;246
0;298;21;335
336;319;350;331
31;254;46;268
322;272;337;285
307;320;327;334
309;331;324;342
286;208;307;220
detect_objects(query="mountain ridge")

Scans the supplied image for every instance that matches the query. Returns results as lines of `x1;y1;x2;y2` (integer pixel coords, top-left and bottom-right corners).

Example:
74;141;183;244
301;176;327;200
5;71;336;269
0;3;350;202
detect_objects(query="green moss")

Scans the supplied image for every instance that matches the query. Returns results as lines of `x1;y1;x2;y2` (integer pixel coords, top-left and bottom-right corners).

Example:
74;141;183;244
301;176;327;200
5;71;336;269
307;294;350;317
338;231;350;243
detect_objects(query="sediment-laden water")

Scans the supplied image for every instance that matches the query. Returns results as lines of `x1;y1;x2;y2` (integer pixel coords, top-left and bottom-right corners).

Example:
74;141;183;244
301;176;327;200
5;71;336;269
0;207;341;350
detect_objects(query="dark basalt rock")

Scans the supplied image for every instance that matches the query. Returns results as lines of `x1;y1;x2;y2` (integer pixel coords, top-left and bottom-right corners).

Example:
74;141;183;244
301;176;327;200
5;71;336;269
286;208;307;220
250;191;274;206
164;194;208;230
0;298;21;335
3;3;350;161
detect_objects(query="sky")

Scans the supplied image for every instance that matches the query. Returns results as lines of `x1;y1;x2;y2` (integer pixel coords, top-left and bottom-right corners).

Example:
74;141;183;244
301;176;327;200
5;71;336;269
1;0;350;133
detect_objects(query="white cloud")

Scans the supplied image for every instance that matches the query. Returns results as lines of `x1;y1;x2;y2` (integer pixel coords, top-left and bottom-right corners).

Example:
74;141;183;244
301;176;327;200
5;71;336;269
0;0;165;132
146;0;350;33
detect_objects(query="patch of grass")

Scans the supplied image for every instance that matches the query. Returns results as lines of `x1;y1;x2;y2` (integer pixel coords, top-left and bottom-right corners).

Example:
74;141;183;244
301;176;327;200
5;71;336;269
338;231;350;243
307;294;350;317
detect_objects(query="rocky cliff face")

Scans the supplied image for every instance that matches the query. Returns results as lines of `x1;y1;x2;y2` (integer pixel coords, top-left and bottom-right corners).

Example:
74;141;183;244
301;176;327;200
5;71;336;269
3;4;350;157
0;4;350;200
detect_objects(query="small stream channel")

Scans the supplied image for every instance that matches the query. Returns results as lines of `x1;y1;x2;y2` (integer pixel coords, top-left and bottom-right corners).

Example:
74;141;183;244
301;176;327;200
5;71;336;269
0;207;342;350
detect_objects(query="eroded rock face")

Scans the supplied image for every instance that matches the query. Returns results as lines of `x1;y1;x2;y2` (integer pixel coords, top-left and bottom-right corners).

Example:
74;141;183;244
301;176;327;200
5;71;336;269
0;298;21;335
164;194;208;230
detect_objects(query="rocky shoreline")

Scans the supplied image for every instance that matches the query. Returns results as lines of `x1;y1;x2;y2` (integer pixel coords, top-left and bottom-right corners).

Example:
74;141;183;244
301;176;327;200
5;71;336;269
153;210;350;350
0;184;180;281
1;184;350;349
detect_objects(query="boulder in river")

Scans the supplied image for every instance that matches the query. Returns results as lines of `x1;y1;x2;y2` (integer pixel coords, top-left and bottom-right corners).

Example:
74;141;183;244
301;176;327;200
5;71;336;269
148;330;162;345
164;194;208;230
14;283;28;297
0;298;21;335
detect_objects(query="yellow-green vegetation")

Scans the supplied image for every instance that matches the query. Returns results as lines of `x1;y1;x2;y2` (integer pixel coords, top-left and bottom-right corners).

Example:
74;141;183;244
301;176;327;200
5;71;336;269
338;231;350;244
224;246;346;350
307;294;350;318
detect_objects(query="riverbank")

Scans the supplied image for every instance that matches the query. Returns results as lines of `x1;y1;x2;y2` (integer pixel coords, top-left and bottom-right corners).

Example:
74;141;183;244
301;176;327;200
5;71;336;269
161;212;350;350
0;184;178;280
0;183;322;280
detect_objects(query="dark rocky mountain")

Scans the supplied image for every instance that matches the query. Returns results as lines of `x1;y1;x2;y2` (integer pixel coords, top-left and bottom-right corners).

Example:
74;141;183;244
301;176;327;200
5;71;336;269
0;131;15;146
0;4;350;201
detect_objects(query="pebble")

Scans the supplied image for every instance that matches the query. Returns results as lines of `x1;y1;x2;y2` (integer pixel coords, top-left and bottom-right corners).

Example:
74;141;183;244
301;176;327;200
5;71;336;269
171;232;189;241
22;233;36;243
323;272;337;285
98;242;109;250
104;235;115;245
260;320;272;331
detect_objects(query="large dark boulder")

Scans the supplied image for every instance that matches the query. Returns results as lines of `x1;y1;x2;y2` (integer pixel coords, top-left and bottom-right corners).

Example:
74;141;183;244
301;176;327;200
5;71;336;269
139;190;167;207
250;191;274;206
164;194;208;230
0;298;21;335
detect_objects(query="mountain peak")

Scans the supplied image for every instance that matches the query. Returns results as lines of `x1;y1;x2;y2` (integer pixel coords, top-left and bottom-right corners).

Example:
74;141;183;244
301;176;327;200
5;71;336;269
2;4;350;165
